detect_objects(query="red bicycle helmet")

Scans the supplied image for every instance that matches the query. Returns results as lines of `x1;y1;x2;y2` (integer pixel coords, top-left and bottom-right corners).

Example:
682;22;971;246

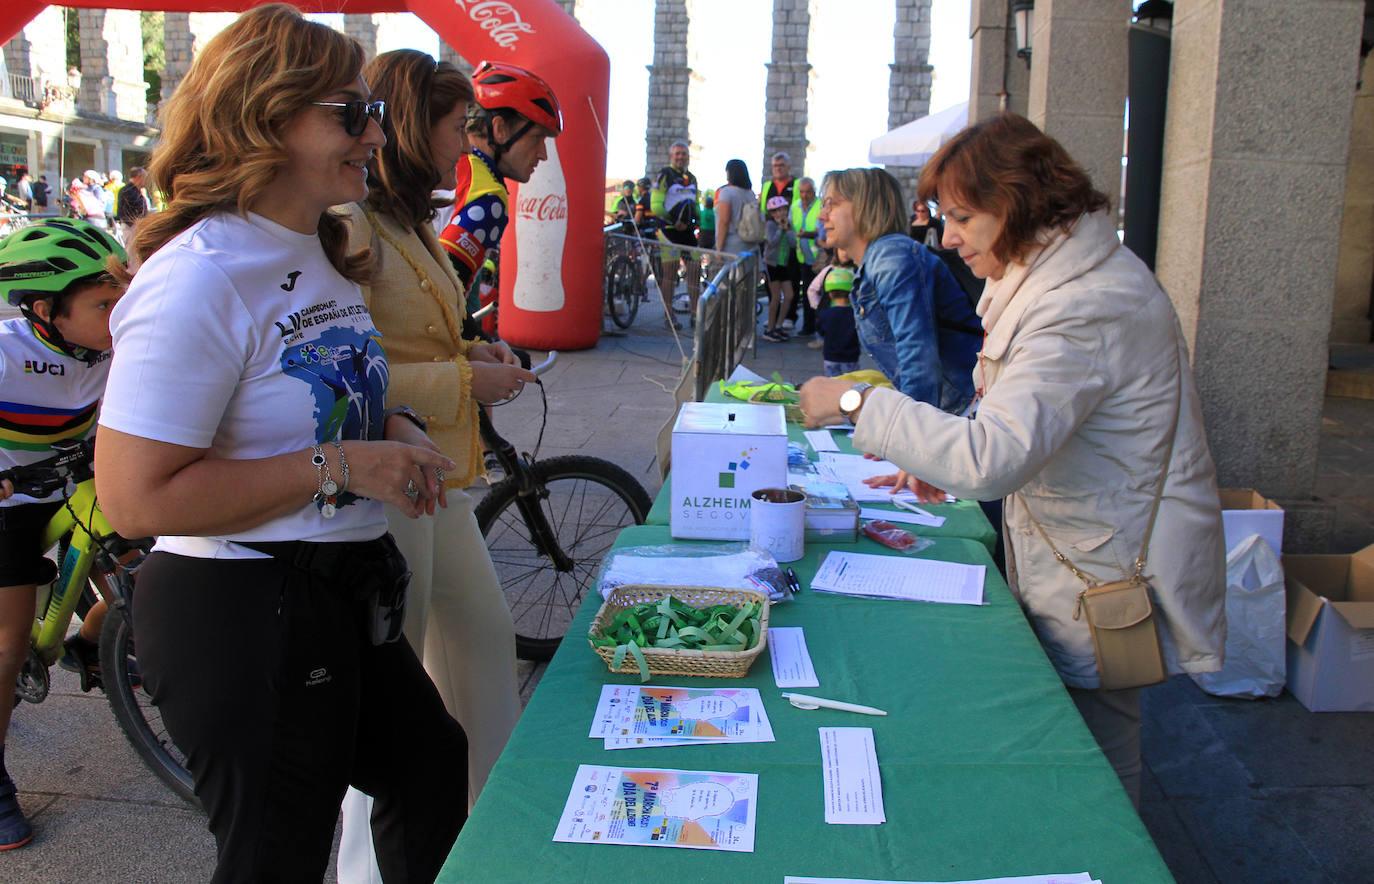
471;60;563;136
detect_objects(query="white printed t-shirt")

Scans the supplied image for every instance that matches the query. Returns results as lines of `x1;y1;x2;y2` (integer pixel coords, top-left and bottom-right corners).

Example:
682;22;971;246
0;317;110;505
100;211;389;558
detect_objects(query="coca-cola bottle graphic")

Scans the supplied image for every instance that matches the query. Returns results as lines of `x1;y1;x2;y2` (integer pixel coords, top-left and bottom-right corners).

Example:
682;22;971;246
511;137;568;312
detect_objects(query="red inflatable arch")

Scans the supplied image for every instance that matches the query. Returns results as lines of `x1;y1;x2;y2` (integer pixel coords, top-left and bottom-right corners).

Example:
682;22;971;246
1;0;610;350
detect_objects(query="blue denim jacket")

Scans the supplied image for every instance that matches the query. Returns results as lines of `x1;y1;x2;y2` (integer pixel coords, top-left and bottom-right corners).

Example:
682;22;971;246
851;233;982;413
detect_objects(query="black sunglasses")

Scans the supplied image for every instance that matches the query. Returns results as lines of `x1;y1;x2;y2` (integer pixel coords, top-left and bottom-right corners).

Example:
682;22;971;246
311;99;385;137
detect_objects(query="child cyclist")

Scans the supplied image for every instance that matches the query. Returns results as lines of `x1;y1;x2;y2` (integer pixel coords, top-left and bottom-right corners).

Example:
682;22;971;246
0;218;126;849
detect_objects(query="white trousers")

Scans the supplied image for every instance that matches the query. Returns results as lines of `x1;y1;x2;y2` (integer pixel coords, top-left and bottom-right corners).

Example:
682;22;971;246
337;489;521;883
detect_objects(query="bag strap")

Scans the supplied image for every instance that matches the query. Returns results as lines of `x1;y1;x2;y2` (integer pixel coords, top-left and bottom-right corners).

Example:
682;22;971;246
1026;345;1184;588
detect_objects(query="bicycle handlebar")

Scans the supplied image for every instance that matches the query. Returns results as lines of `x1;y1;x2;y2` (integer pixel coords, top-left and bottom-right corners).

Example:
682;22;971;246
530;351;557;377
0;438;95;498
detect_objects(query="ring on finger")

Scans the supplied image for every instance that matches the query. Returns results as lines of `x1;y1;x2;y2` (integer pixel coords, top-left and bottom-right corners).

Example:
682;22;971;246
404;478;419;501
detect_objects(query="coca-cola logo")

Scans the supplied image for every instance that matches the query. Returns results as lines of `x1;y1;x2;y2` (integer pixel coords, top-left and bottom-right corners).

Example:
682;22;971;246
453;1;536;50
516;192;567;222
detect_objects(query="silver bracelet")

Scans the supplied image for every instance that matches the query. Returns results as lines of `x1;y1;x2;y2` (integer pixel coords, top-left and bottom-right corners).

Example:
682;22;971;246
311;444;339;519
332;440;350;495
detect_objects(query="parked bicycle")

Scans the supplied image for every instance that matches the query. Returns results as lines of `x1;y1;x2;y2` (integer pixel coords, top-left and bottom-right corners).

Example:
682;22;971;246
1;438;194;803
475;352;653;661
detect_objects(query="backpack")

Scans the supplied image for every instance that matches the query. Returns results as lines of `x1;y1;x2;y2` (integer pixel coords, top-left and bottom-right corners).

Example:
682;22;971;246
735;191;766;245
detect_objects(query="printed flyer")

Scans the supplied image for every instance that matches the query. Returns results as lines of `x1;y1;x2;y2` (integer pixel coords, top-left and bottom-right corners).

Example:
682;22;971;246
553;765;758;852
612;685;771;741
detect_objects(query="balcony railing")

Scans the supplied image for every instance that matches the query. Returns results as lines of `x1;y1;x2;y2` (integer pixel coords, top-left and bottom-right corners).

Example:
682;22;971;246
2;72;77;111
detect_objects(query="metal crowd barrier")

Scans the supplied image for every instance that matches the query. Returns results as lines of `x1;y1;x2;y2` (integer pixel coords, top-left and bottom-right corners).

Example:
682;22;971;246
691;250;760;401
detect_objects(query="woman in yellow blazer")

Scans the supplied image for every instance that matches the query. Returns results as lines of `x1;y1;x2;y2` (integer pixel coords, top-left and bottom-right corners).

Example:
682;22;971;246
336;49;536;884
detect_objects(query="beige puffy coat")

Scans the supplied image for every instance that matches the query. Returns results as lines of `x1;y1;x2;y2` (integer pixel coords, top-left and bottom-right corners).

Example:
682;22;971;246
853;211;1226;688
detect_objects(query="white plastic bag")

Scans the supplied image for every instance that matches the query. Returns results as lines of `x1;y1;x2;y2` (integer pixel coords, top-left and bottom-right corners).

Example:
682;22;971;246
1191;533;1286;698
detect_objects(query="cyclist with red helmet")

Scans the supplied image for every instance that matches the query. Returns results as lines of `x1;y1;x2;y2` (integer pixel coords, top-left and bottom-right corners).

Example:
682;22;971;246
439;60;562;299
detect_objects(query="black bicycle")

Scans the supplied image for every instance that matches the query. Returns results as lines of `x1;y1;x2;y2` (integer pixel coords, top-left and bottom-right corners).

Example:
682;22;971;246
474;353;652;661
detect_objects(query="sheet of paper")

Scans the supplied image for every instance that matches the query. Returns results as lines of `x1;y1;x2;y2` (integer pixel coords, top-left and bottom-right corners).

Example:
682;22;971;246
608;686;775;743
816;453;956;504
804;429;840;452
553;765;758;852
819;727;885;825
768;626;820;688
811;551;985;606
860;506;947;528
590;684;641;738
785;875;1101;884
727;364;770;384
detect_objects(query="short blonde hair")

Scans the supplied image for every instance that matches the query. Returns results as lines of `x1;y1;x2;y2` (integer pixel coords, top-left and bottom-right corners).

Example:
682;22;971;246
821;168;907;244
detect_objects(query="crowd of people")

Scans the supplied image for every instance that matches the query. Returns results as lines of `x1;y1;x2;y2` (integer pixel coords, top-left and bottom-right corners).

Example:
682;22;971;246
0;166;151;244
0;2;1229;879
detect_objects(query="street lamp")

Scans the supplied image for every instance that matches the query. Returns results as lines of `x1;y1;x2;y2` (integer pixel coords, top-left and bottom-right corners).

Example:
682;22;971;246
1134;0;1174;32
1012;1;1035;65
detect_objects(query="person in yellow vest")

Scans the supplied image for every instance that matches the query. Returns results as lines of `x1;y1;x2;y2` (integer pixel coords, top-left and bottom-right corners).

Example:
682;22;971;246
791;176;822;341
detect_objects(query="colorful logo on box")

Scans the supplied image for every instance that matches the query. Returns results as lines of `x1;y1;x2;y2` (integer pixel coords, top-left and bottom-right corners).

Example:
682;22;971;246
719;447;758;488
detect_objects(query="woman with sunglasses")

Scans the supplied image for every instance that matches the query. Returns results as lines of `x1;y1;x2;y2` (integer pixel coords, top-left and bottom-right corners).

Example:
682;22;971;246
332;47;536;884
94;7;467;880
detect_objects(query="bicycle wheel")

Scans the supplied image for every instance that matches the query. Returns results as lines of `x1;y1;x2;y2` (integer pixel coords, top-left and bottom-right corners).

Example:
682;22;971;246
605;255;640;329
475;456;652;662
99;594;197;805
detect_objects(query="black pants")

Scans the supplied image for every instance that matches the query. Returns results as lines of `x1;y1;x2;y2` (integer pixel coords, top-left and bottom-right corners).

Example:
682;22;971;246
134;552;467;883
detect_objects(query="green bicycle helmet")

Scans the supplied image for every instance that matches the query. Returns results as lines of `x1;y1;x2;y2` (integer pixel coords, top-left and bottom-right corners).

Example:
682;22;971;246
0;217;125;307
0;218;126;364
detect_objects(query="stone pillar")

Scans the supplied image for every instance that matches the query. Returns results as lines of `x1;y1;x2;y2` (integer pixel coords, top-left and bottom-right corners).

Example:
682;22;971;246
1026;0;1131;206
3;8;68;107
1156;0;1364;545
1330;52;1374;344
344;14;380;61
645;0;692;174
77;9;147;123
886;0;933;200
763;0;812;179
968;0;1030;123
438;40;472;77
161;13;234;106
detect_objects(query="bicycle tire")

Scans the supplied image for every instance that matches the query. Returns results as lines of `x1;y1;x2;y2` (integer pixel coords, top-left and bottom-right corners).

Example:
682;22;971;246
475;456;652;662
606;255;640;329
99;594;197;805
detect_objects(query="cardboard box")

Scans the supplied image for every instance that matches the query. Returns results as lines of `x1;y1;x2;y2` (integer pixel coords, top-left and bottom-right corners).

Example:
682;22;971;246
670;402;788;540
1283;545;1374;712
1220;488;1285;557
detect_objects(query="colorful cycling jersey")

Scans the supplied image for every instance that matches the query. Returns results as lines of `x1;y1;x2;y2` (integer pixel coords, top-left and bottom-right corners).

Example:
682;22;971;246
0;316;109;506
439;148;509;287
651;166;699;227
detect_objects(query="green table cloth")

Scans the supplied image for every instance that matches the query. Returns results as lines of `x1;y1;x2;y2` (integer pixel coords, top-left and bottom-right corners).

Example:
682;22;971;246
439;525;1172;883
645;390;998;554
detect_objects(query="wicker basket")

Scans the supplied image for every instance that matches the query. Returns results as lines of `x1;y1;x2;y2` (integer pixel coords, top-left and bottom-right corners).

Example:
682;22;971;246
588;585;770;679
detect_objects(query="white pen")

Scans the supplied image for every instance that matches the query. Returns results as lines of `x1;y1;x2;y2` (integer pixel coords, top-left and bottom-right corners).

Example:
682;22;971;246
891;497;936;519
782;692;888;716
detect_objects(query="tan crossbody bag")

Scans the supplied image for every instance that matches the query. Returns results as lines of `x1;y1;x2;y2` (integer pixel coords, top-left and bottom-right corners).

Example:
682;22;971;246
1024;359;1182;691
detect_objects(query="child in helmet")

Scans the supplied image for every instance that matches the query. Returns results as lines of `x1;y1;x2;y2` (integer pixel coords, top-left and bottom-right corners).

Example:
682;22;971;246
0;218;126;849
762;195;798;342
814;251;861;377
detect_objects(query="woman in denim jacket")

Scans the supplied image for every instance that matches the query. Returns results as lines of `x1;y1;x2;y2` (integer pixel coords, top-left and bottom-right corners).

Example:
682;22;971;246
819;168;981;414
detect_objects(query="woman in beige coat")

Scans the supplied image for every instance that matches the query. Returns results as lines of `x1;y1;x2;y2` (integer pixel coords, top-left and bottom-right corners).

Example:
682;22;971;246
800;114;1226;806
335;50;536;883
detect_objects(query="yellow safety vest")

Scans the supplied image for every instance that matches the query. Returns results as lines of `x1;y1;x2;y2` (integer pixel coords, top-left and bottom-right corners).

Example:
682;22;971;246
791;198;821;264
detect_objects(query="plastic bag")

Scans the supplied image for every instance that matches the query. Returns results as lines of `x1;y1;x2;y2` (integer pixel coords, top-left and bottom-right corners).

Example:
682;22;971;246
1191;533;1286;699
594;543;794;602
861;520;934;556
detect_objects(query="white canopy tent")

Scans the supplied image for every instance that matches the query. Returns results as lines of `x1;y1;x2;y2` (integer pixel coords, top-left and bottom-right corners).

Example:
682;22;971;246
868;102;970;167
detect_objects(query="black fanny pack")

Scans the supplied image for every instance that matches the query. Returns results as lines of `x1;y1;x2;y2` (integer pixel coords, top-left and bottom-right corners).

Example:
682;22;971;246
240;535;410;646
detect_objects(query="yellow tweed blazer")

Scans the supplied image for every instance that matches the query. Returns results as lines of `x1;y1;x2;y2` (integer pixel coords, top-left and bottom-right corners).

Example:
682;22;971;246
342;202;483;488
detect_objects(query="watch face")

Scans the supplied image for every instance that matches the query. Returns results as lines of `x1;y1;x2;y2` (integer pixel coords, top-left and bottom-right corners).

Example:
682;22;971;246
840;389;862;414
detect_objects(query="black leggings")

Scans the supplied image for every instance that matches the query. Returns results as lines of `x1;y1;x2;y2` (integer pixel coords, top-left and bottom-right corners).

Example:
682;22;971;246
134;552;467;883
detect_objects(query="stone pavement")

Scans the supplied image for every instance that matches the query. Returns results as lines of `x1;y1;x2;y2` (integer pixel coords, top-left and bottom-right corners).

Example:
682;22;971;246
4;295;1371;882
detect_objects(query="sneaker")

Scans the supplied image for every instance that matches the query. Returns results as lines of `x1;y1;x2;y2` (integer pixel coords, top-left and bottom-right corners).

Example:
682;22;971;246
807;338;824;350
59;634;103;692
761;330;782;343
0;774;33;851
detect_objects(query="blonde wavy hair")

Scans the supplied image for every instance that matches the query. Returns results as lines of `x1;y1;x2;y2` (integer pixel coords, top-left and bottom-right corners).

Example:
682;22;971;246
116;4;371;284
821;168;909;245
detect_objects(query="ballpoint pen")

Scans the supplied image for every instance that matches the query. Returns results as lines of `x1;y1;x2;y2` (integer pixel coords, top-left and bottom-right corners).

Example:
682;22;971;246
891;497;936;519
782;692;887;716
